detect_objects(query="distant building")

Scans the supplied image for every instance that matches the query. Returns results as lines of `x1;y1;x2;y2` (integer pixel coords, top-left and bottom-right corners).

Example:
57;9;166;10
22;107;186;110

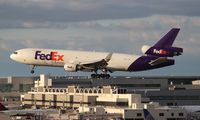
0;76;34;101
51;76;200;106
21;75;187;120
1;75;200;106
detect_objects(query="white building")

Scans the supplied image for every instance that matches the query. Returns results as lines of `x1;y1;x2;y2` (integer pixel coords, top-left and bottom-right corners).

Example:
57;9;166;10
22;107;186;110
21;74;187;120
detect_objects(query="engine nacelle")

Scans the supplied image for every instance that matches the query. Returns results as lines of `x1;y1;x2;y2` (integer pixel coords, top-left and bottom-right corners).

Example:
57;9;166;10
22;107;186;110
141;45;151;54
64;63;82;72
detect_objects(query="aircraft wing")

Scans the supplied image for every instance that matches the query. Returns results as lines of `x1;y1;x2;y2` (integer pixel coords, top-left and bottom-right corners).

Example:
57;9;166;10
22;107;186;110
80;53;112;70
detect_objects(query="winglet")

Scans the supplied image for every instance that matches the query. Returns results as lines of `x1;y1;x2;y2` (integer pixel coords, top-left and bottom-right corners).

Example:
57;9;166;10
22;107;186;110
105;53;113;62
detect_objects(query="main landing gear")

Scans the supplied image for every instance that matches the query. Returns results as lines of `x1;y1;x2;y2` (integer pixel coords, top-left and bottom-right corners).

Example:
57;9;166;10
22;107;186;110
91;69;111;79
91;74;110;79
30;65;35;74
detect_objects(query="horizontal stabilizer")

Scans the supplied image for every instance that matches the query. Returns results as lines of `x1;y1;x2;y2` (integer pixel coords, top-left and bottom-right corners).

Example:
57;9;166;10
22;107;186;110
149;57;168;66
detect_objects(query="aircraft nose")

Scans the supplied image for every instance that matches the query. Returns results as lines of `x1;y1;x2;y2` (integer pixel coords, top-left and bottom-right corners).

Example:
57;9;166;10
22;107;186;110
10;54;15;60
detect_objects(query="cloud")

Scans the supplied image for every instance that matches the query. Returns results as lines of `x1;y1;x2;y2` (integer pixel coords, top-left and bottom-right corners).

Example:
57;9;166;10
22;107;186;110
0;15;200;57
0;0;200;29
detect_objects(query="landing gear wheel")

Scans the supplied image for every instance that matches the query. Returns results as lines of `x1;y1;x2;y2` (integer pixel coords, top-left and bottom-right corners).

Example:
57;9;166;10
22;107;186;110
30;65;35;74
91;74;101;79
105;74;110;79
91;74;110;79
96;74;101;79
31;70;35;74
100;74;105;78
91;74;96;78
102;74;110;79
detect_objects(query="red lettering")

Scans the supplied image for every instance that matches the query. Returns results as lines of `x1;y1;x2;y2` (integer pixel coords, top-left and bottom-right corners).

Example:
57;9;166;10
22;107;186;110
58;55;64;61
160;50;168;55
51;52;58;61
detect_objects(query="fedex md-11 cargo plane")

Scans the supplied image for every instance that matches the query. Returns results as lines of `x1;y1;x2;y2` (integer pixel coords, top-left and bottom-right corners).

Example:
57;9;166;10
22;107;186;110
10;28;183;78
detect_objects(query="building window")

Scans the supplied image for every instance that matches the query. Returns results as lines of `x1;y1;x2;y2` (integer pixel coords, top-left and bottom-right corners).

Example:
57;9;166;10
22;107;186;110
76;90;79;93
171;113;174;116
179;113;184;116
94;90;97;93
137;113;142;117
167;103;173;106
159;113;164;116
116;102;128;106
167;119;176;120
80;89;84;93
89;90;92;93
85;90;88;93
0;84;13;92
98;90;101;93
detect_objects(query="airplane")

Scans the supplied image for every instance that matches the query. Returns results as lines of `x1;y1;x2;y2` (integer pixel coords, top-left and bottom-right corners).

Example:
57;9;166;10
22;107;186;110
10;28;183;79
143;109;155;120
0;103;58;114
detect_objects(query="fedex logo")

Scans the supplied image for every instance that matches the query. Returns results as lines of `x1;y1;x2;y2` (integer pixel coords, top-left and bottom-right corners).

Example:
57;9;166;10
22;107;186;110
35;51;64;61
153;49;168;55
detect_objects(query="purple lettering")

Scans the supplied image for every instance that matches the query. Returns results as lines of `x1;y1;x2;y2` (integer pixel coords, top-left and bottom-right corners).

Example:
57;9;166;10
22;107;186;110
35;51;41;59
40;54;46;60
46;53;52;60
35;50;64;61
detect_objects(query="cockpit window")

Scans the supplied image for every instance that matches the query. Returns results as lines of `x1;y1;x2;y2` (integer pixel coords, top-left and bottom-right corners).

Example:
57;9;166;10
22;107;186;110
13;52;18;54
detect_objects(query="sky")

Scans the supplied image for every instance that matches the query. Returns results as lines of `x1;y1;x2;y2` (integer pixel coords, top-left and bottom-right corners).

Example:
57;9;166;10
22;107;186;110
0;0;200;77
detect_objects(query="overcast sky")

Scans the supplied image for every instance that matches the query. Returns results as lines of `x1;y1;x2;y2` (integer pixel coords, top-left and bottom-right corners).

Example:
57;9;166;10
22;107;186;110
0;0;200;77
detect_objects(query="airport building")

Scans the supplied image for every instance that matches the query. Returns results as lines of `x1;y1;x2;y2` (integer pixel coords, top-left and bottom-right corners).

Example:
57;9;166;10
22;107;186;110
0;76;34;102
1;75;200;106
2;75;200;119
21;75;187;120
51;76;200;106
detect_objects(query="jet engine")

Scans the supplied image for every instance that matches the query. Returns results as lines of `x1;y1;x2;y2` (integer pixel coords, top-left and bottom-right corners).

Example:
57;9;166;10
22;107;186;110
141;45;151;54
64;63;82;72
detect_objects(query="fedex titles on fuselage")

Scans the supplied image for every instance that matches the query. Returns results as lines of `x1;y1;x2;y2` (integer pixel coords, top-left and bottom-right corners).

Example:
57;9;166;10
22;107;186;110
35;51;64;61
34;49;168;62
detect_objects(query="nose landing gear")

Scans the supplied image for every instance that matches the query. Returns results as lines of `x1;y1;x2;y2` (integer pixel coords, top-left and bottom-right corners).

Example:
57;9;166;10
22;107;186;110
30;65;35;74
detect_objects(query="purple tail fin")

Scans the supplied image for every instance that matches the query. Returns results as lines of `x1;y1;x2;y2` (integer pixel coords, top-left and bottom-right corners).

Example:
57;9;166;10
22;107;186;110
154;28;180;48
0;103;8;111
145;28;183;57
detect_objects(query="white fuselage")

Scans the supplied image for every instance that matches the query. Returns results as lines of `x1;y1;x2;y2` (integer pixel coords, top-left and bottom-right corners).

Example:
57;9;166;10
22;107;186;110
10;48;140;72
